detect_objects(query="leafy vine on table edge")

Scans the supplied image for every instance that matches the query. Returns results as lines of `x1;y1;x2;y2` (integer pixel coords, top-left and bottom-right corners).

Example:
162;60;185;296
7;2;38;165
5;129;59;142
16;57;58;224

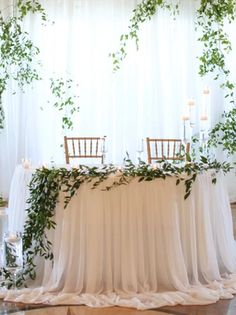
0;0;79;131
0;156;232;288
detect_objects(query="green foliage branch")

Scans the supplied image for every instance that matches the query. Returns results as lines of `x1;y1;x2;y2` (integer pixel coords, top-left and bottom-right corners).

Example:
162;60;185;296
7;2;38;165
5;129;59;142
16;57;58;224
111;0;236;157
49;77;79;130
196;0;236;101
0;0;48;128
0;3;43;128
17;0;47;21
0;1;79;131
1;156;231;287
196;1;236;157
110;0;179;72
111;0;235;98
207;108;236;156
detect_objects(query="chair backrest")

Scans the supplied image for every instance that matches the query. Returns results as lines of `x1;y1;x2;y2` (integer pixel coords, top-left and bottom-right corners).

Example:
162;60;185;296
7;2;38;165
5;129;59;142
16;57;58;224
146;137;190;164
64;136;106;164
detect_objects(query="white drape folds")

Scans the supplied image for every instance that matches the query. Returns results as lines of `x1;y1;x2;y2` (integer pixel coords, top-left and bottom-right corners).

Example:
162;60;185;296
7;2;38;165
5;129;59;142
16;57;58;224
3;167;236;309
0;0;236;200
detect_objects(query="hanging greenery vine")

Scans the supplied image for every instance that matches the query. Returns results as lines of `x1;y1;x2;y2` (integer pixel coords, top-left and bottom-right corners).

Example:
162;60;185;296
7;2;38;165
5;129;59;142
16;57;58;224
207;107;236;156
196;0;235;101
49;77;79;130
0;3;43;128
17;0;47;20
1;156;231;288
111;0;235;96
0;1;79;131
196;1;236;156
110;0;236;157
110;0;179;72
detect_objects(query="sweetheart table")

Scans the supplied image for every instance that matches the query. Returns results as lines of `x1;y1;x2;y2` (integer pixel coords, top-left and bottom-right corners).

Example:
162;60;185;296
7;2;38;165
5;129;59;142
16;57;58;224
2;165;236;309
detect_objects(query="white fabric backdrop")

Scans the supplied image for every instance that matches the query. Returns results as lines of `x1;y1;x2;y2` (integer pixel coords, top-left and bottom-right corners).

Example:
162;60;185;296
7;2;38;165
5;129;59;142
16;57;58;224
0;0;236;200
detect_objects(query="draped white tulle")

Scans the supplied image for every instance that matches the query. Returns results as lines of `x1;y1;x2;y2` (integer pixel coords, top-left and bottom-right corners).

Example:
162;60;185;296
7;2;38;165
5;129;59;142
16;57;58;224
0;0;236;201
3;166;236;309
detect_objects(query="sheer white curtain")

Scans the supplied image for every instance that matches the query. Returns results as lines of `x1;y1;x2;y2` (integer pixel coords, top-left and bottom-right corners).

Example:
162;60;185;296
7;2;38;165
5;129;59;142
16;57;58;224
0;0;235;200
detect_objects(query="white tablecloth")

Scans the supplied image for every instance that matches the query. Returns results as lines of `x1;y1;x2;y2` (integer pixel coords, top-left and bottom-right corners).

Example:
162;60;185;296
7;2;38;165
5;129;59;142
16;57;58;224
3;165;236;309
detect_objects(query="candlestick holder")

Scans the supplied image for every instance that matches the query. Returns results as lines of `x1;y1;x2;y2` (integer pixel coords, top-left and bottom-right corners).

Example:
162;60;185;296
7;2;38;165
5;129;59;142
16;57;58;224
137;138;144;162
101;136;107;164
0;243;4;290
22;158;31;169
182;119;190;145
4;232;23;290
199;129;208;155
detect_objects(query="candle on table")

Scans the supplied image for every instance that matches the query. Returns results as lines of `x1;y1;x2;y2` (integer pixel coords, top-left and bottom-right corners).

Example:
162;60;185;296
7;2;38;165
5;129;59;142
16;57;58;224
187;98;195;128
201;87;210;122
203;87;210;95
200;115;208;121
0;208;8;243
187;99;195;107
22;158;31;169
182;115;190;121
182;114;189;142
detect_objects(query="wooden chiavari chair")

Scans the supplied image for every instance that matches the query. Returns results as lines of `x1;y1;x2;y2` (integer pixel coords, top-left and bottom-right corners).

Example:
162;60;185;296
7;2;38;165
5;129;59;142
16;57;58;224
64;136;106;164
146;138;190;164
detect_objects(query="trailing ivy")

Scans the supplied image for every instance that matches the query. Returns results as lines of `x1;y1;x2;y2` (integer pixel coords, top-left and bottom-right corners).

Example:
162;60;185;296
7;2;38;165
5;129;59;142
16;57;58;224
196;0;236;102
1;157;231;288
110;0;179;72
0;1;80;131
0;1;45;129
110;0;236;158
111;1;236;99
17;0;47;21
207;108;236;155
49;77;79;130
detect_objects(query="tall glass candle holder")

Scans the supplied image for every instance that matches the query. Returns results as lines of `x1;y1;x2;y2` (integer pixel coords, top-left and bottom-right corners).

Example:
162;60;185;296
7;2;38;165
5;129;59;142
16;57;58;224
0;208;8;243
137;138;144;161
182;115;190;143
0;243;4;290
101;136;107;164
4;232;23;289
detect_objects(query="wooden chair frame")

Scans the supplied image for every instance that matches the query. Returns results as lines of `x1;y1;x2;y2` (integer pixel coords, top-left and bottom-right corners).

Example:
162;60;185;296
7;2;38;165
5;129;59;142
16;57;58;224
64;136;106;164
146;137;190;164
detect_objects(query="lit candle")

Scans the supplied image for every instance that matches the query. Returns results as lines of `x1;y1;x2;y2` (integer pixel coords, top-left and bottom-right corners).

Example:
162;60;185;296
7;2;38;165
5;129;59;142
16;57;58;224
22;158;31;169
201;87;210;123
187;99;195;107
6;232;18;242
182;115;190;121
200;115;208;121
137;138;144;153
203;87;210;95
